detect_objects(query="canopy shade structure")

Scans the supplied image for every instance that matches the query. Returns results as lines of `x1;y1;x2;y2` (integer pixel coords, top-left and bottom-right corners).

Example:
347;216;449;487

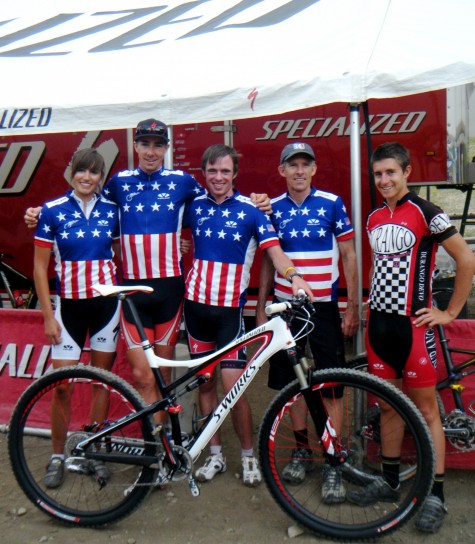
1;0;475;136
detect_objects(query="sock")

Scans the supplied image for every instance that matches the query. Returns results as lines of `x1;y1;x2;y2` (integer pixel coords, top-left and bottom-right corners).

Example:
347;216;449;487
381;455;400;489
210;445;223;458
431;473;445;503
51;454;65;460
293;428;309;449
241;448;254;458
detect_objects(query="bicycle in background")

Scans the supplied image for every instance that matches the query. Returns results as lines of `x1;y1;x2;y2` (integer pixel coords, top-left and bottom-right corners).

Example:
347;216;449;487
0;252;56;309
0;252;38;308
348;315;475;482
8;284;435;541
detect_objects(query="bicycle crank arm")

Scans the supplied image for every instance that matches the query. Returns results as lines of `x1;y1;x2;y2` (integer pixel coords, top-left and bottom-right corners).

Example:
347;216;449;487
188;475;200;497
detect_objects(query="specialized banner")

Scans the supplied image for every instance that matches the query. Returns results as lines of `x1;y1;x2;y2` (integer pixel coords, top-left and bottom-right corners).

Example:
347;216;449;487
0;308;194;433
1;309;474;467
0;308;131;427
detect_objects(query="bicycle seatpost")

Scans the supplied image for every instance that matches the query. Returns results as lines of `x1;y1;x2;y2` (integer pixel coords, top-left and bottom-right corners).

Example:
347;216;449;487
121;296;149;345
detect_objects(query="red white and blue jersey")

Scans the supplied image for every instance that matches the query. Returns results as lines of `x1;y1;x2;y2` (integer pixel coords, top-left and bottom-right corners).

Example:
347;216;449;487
269;187;354;301
103;166;204;279
184;191;279;307
35;191;119;299
367;191;457;316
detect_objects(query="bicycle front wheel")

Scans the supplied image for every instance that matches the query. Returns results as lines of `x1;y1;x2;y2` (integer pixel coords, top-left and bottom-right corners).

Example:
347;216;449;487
8;366;158;527
259;368;434;541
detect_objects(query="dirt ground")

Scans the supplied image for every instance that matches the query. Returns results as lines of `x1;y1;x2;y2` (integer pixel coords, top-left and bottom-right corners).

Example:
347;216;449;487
1;353;475;544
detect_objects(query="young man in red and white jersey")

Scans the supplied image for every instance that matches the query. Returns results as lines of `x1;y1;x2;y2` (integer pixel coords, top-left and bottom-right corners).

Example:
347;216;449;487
346;142;475;533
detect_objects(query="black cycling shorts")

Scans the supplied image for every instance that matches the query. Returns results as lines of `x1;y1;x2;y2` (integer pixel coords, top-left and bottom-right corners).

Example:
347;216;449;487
183;299;246;369
268;300;345;391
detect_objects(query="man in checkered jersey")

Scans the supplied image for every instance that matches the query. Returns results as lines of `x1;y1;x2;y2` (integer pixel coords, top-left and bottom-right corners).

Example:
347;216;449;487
347;142;475;533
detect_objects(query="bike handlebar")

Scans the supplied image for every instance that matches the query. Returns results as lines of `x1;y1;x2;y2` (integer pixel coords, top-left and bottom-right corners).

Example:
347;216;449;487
265;290;313;317
265;301;291;316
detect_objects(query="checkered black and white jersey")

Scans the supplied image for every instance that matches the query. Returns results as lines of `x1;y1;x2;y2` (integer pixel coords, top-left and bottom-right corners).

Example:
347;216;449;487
367;192;456;316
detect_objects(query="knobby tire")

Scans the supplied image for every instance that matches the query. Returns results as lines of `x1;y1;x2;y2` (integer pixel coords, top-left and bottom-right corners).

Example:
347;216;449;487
258;368;434;541
8;366;158;527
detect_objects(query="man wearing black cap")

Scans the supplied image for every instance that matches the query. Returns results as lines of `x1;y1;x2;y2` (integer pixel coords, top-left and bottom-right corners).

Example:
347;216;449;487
100;118;206;403
256;141;359;503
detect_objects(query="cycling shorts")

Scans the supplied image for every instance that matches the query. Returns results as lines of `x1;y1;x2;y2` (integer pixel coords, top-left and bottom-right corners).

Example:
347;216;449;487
268;301;345;391
366;308;437;388
51;296;120;361
120;276;184;349
183;299;246;370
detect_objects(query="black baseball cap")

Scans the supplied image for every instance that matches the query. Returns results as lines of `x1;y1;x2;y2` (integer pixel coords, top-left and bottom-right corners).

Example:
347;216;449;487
280;142;315;164
134;118;169;142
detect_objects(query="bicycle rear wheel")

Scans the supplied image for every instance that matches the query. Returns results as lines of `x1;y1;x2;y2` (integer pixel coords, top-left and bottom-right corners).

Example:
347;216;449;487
347;355;445;482
8;366;158;526
259;368;434;541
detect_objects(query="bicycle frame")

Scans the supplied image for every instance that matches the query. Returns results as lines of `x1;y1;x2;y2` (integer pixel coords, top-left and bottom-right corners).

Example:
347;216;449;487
75;284;308;466
436;323;475;414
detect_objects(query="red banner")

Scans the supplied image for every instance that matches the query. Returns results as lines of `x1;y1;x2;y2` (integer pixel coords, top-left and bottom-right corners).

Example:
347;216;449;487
1;309;474;468
0;308;131;427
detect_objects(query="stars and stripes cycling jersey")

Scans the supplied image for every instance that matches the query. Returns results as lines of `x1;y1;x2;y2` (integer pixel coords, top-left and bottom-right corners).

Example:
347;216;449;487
269;187;354;301
34;191;120;299
103;166;204;279
367;191;457;316
184;191;279;307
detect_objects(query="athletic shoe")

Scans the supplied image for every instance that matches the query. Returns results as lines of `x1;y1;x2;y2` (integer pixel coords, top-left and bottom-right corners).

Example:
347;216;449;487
282;448;315;484
242;456;262;487
195;454;227;482
44;457;65;488
415;495;448;533
90;459;110;482
346;477;400;506
321;464;346;504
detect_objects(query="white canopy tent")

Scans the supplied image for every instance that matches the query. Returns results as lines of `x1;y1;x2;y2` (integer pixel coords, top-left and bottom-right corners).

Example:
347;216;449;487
1;0;475;134
2;0;475;350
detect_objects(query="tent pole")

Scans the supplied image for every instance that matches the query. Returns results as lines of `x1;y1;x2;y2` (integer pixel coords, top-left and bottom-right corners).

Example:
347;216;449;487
349;103;364;355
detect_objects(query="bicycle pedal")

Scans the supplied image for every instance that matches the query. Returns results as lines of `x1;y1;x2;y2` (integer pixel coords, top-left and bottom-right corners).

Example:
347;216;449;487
153;470;168;487
188;475;200;497
65;458;92;475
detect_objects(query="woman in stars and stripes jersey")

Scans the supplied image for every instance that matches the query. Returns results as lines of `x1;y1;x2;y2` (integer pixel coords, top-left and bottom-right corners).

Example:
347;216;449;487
34;148;121;488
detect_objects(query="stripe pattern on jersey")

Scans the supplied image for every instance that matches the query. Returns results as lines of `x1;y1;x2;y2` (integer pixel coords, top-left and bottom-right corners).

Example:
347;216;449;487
184;191;279;307
121;232;181;279
34;191;119;299
269;188;354;301
103;166;203;279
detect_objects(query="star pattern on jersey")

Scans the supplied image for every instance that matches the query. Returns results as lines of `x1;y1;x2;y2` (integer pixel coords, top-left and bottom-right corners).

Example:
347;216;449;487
192;206;254;240
44;199;118;242
272;199;350;240
116;178;186;213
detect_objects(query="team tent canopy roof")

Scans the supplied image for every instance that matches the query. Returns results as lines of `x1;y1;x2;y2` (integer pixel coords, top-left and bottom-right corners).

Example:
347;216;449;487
0;0;474;136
